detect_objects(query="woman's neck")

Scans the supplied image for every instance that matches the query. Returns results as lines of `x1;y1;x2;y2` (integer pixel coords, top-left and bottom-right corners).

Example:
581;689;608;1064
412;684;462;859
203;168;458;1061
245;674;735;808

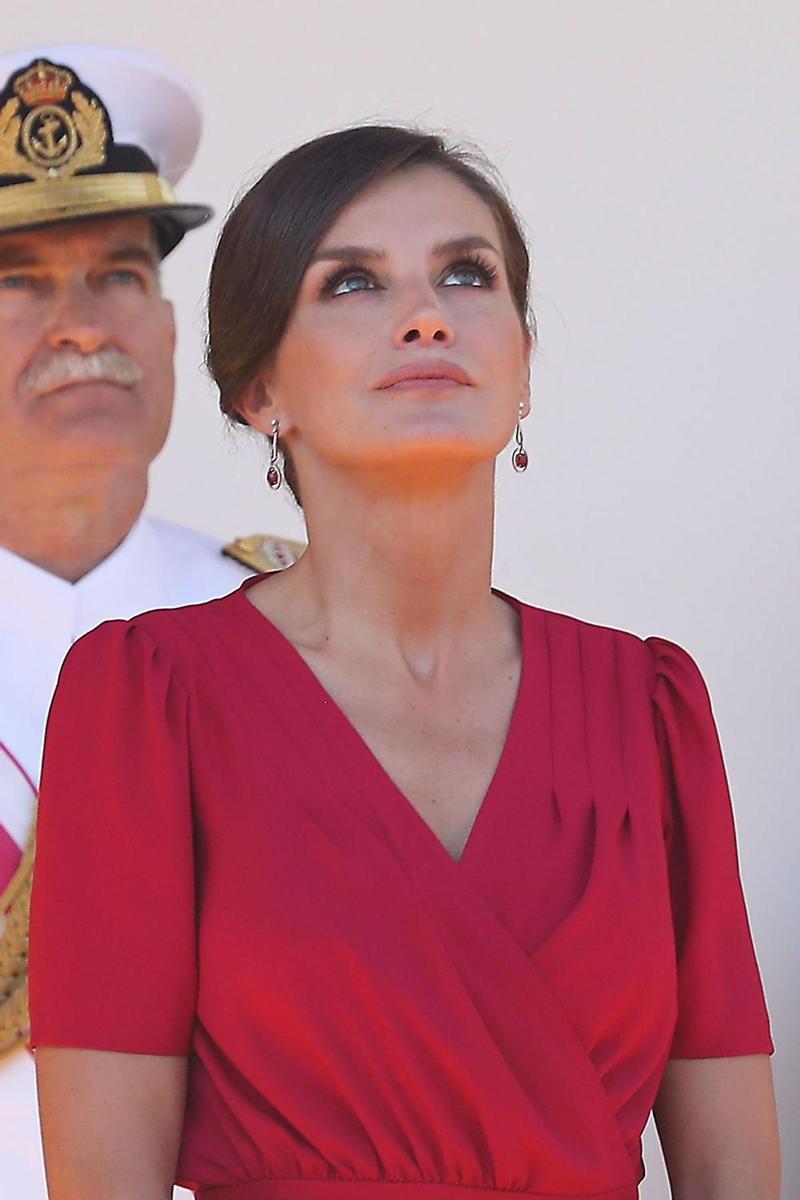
267;461;508;679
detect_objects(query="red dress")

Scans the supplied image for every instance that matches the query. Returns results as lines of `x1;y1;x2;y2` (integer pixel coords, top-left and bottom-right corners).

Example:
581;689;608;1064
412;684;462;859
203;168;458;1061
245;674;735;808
28;576;773;1200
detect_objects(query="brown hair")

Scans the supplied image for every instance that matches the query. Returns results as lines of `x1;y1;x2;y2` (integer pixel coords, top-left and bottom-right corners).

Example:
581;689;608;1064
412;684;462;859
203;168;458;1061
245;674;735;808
207;124;534;502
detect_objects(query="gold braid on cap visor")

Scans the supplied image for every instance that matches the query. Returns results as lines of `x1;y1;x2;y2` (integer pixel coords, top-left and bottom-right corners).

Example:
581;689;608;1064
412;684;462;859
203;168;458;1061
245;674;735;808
0;171;178;231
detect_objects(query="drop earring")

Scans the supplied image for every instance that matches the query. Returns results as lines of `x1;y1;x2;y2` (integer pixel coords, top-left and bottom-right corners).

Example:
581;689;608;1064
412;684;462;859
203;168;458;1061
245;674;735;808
265;418;283;490
511;404;529;473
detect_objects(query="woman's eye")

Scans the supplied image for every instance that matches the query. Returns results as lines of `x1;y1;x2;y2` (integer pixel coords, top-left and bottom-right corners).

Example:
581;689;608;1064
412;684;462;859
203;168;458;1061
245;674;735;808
328;271;375;297
441;261;495;288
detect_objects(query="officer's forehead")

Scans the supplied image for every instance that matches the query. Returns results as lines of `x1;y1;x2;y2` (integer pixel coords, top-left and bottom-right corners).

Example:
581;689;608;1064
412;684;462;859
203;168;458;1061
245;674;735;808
0;217;158;266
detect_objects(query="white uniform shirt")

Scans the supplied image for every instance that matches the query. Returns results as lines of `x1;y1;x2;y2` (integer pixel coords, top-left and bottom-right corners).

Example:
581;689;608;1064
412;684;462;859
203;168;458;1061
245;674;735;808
0;512;250;1198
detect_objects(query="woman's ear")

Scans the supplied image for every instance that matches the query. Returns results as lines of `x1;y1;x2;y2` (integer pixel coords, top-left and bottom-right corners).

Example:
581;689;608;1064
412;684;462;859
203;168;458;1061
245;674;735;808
237;375;297;438
236;376;275;434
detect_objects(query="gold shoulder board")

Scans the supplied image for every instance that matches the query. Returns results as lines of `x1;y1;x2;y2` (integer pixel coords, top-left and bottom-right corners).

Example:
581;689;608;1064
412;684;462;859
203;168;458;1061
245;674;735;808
222;533;306;575
0;825;35;1053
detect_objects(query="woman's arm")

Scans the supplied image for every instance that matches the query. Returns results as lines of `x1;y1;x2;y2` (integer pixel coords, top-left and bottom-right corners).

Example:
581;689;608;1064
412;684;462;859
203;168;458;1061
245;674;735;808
36;1047;188;1200
653;1055;780;1199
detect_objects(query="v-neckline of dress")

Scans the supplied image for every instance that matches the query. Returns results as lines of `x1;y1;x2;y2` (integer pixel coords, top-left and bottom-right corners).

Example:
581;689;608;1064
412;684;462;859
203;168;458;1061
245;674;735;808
233;574;533;868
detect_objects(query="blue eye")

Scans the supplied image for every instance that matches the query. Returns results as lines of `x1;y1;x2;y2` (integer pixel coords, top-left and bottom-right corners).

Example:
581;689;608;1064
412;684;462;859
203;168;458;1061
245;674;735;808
442;266;483;287
106;269;140;285
441;255;498;288
0;275;32;289
323;267;376;297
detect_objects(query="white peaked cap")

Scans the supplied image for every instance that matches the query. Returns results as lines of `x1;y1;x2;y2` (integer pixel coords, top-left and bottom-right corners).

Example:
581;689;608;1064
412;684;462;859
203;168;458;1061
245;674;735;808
0;42;211;254
0;42;202;183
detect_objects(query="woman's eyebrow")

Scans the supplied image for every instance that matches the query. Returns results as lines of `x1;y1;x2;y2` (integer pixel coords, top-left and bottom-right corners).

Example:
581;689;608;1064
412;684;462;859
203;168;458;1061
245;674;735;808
310;234;500;266
311;244;384;264
431;235;500;258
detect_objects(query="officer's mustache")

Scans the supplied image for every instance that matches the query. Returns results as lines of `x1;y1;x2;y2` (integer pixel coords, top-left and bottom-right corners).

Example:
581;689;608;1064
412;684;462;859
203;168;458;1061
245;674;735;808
21;348;144;396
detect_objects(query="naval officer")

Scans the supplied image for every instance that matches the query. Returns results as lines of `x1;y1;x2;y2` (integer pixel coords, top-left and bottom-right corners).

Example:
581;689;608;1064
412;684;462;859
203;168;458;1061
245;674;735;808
0;43;302;1197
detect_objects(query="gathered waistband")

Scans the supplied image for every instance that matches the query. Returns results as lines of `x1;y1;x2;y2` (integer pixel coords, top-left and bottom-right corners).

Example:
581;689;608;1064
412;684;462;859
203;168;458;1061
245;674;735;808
197;1179;639;1200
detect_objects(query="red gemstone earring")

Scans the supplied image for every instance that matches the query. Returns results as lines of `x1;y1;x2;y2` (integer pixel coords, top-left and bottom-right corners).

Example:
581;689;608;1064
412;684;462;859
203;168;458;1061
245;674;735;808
265;418;283;490
511;406;529;473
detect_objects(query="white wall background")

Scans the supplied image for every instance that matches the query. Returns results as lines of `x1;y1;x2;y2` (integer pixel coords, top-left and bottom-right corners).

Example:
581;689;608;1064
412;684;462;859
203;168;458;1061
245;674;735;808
6;2;798;1195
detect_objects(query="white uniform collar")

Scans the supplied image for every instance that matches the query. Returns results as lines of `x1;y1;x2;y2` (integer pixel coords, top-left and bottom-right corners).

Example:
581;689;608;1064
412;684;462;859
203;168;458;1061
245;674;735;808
0;513;163;785
0;513;165;642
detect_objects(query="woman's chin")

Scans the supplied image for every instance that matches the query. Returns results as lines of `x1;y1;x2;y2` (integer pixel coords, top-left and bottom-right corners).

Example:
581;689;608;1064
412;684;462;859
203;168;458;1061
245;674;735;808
364;416;506;460
337;436;502;478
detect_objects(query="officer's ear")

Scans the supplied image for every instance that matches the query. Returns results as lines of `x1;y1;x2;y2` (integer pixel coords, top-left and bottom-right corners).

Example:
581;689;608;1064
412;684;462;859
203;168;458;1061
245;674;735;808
160;298;176;350
149;222;167;290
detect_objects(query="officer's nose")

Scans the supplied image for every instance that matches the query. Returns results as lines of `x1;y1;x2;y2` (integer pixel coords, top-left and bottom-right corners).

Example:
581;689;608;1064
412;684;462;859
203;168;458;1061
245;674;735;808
45;284;109;355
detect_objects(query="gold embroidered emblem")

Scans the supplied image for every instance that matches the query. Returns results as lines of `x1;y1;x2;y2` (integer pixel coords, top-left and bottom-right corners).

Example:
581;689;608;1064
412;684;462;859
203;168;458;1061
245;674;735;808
0;60;108;183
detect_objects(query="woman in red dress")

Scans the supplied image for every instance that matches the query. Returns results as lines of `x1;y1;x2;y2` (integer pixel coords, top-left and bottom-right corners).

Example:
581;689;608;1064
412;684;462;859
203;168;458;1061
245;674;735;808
28;126;779;1199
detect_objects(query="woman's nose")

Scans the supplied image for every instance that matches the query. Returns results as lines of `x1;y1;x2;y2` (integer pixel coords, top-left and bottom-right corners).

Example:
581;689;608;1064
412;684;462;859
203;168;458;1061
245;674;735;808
395;300;454;348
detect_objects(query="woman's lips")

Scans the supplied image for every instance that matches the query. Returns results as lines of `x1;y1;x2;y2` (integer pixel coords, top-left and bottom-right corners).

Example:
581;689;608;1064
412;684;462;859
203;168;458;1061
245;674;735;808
380;377;467;391
375;360;475;390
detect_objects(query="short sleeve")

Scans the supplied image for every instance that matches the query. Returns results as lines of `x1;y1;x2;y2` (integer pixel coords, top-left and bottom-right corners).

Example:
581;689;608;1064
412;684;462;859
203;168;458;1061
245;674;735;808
647;636;774;1059
28;619;196;1055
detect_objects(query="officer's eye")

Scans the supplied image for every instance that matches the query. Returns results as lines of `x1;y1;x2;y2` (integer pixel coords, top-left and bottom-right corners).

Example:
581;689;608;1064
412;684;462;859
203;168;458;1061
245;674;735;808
0;274;33;290
105;268;143;286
